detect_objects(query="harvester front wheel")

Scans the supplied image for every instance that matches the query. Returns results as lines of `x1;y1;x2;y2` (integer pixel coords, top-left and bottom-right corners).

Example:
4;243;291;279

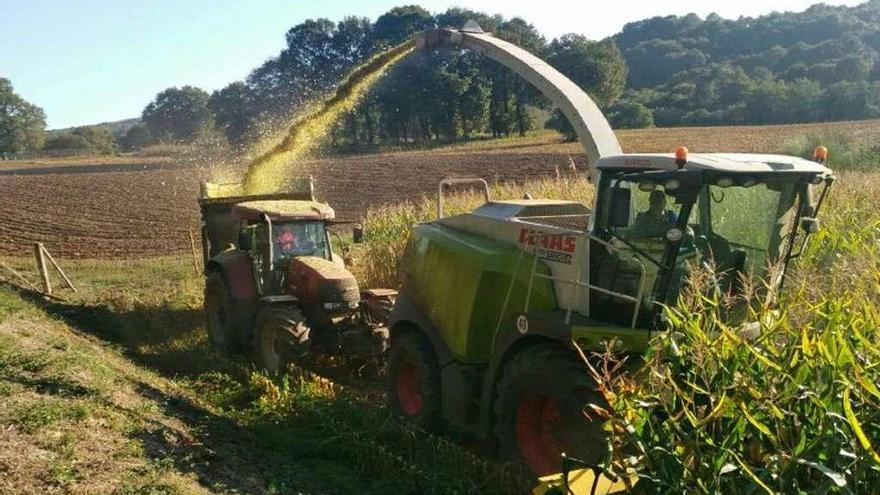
253;305;310;373
494;346;609;477
387;330;441;431
204;271;237;354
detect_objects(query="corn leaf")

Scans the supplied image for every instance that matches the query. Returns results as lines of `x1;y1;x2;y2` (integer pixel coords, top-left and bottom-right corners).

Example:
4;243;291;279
843;388;880;465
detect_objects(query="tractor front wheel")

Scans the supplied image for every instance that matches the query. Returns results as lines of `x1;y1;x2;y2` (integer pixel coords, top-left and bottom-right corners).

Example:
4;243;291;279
387;330;441;431
204;271;237;354
494;346;609;477
253;305;310;373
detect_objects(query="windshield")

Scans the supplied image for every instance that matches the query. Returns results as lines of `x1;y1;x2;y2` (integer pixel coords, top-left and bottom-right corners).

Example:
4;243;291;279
592;173;803;327
272;221;330;261
689;182;797;287
589;179;686;326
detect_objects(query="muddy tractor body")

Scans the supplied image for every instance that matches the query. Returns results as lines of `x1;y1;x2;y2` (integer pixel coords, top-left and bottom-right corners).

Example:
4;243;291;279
198;178;394;371
387;26;836;479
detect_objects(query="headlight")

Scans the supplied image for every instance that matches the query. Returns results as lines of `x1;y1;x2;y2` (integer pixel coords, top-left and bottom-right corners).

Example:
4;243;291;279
665;227;684;243
324;301;359;310
663;178;681;191
716;176;735;188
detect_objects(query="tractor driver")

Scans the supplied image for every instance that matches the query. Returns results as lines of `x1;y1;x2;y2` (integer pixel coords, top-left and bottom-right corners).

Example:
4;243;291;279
275;229;296;256
274;224;319;258
634;190;678;238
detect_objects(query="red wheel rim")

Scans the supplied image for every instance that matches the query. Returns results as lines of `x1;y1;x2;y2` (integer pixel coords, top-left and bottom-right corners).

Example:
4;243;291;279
396;361;422;415
516;393;564;476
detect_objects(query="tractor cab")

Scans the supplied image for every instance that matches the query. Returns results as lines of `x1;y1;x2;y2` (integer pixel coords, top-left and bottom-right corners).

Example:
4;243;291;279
232;199;337;295
591;150;834;327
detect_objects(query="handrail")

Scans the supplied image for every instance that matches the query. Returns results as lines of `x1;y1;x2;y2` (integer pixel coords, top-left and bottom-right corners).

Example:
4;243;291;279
522;231;648;329
437;178;490;219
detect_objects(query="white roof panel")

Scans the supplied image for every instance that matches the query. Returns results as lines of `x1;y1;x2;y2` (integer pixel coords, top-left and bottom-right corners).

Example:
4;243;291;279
597;153;832;175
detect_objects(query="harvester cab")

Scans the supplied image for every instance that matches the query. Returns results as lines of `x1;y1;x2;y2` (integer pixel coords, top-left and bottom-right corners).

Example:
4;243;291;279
588;150;833;328
198;177;395;372
387;24;836;481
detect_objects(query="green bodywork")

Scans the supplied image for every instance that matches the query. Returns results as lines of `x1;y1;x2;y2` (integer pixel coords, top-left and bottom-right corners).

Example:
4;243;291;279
402;221;657;364
403;223;559;363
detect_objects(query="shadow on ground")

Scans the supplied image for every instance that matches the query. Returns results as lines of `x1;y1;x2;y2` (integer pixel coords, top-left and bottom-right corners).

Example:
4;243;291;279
8;285;332;494
7;284;528;494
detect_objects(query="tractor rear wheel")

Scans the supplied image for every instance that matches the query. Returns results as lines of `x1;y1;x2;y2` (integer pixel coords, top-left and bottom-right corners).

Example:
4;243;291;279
253;305;310;373
494;346;609;477
204;271;237;354
387;330;441;431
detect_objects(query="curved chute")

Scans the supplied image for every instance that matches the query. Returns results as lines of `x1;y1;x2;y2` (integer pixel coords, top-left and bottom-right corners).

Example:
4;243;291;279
418;27;622;166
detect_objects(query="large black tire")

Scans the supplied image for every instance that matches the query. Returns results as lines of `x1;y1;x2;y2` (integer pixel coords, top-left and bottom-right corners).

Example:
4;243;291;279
253;305;310;373
494;345;609;477
204;271;237;354
387;330;441;431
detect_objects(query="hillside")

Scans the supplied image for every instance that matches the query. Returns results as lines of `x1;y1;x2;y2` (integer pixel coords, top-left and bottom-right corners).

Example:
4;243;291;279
48;118;140;138
616;1;880;125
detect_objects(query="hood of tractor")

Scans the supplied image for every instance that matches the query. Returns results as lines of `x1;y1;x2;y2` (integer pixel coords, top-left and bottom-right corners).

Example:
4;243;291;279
287;256;360;312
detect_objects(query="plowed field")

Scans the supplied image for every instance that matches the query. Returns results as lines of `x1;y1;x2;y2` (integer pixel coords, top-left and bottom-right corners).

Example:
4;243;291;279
2;120;878;258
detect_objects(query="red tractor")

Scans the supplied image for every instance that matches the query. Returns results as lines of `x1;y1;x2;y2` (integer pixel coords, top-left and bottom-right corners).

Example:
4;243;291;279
197;178;395;370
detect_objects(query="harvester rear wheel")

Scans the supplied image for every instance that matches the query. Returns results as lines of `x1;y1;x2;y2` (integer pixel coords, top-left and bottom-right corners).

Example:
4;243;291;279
204;271;236;354
253;305;310;373
387;330;441;431
494;345;609;477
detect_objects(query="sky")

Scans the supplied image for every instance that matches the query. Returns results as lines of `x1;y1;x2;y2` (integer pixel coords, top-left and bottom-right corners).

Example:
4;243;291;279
1;0;867;129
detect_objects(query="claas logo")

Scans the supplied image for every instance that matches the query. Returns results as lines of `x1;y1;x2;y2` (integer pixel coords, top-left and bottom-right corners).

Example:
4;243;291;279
518;229;577;253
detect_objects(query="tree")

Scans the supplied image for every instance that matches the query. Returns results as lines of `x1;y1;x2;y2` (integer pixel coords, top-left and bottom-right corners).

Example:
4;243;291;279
119;124;152;151
373;5;433;47
246;16;376;134
544;35;628;138
820;80;878;120
607;100;654;129
44;126;118;155
209;82;255;146
141;86;213;143
497;18;547;136
546;35;627;108
0;78;47;154
624;39;709;88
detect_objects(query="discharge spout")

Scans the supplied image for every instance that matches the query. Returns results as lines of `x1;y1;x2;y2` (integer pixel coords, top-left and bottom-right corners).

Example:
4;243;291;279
417;26;623;167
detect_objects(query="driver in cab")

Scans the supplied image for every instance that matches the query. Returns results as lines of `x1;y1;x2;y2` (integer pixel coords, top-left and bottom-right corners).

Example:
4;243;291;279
634;190;677;238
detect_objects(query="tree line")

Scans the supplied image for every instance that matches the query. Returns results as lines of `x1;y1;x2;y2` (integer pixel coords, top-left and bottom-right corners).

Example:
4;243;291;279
4;2;880;156
616;1;880;126
136;6;632;152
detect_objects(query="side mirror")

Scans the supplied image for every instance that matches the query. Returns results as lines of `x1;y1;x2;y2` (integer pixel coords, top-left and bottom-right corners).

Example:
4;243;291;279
609;187;631;228
237;231;253;251
800;217;820;234
352;224;364;244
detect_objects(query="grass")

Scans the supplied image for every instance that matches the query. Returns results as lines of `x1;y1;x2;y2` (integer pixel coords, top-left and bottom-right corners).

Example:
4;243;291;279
0;255;532;493
785;131;880;170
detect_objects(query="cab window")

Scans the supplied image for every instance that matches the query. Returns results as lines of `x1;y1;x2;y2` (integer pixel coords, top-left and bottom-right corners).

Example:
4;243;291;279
272;221;330;261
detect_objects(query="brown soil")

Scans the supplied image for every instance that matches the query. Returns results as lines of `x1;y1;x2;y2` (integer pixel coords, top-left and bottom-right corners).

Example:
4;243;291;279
1;121;877;258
